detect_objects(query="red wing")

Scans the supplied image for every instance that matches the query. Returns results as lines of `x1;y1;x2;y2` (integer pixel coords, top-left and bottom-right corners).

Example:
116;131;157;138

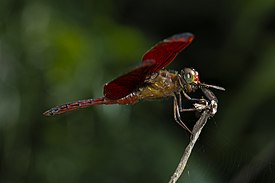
142;33;194;73
104;33;194;100
104;60;155;100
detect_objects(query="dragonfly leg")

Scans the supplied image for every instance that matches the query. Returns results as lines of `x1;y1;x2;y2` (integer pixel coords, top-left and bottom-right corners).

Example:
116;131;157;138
173;95;192;133
175;93;198;112
181;90;217;115
181;89;208;104
176;91;206;113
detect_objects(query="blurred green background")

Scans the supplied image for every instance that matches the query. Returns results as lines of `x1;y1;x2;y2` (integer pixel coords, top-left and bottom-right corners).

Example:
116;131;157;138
1;0;275;182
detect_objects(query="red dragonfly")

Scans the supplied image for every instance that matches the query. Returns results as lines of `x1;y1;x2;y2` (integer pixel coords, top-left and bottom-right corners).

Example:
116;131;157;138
44;33;225;133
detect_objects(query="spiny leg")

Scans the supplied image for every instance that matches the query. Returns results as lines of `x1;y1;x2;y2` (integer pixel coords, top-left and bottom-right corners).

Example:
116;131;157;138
181;89;208;104
175;92;198;112
173;95;192;133
181;90;217;114
179;89;218;114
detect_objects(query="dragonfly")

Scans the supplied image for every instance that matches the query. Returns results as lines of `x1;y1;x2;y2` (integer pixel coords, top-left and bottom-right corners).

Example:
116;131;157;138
43;33;225;133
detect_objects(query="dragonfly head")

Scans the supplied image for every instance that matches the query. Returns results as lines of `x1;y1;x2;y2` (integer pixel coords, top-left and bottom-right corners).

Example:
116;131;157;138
181;68;200;92
181;68;225;92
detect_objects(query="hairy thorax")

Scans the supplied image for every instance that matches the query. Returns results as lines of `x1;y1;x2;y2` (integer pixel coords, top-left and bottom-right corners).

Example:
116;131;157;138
137;70;181;100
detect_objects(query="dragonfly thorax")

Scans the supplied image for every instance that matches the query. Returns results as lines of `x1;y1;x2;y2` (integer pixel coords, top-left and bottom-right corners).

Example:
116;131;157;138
137;70;181;99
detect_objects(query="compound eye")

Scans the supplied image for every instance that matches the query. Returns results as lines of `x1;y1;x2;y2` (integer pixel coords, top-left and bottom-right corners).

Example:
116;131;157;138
184;72;194;84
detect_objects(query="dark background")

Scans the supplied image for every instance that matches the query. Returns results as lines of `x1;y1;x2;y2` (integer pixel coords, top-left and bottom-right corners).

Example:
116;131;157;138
1;0;275;182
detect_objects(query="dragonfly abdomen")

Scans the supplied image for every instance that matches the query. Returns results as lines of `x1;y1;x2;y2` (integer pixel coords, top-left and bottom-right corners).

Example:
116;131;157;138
43;97;106;116
43;94;140;116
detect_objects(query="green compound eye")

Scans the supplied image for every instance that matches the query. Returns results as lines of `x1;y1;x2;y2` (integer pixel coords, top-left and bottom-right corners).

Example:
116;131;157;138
183;68;196;84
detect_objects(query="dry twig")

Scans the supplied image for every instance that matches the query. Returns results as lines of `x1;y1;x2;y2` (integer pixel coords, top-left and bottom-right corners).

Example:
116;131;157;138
168;108;214;183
